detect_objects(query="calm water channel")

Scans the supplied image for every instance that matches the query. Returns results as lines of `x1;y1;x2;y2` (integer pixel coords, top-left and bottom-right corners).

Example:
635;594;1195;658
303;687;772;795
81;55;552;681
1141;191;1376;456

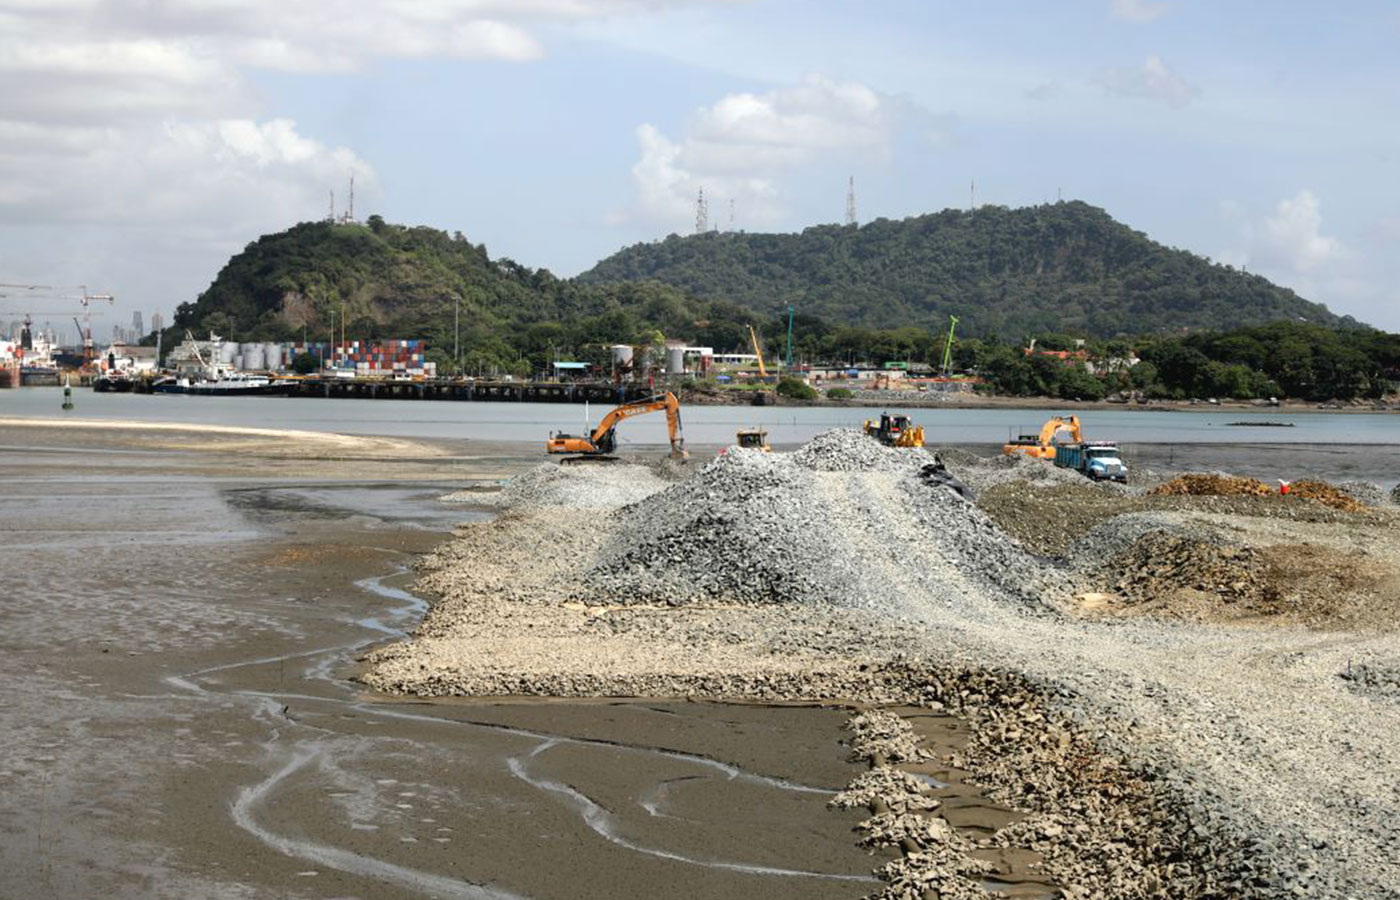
2;386;1395;447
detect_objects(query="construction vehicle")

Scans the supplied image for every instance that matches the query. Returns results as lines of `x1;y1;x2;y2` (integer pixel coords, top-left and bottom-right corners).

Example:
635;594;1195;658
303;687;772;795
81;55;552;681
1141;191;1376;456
1002;415;1082;459
863;412;925;448
545;392;687;462
1054;441;1128;483
734;428;771;451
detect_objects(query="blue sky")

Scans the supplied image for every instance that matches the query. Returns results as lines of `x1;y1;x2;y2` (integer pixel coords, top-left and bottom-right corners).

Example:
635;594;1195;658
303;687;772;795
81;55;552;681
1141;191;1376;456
1;0;1396;335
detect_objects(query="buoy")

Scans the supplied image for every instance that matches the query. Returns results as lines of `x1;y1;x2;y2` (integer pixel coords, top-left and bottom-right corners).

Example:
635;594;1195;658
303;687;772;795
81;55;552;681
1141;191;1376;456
61;375;73;410
1278;479;1291;495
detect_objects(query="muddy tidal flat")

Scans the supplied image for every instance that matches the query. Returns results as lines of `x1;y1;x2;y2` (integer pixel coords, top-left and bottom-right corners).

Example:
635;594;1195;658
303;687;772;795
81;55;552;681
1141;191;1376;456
0;422;883;900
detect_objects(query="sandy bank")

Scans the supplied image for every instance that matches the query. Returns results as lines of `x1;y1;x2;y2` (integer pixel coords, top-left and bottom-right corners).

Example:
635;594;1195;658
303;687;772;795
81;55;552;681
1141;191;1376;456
0;415;450;459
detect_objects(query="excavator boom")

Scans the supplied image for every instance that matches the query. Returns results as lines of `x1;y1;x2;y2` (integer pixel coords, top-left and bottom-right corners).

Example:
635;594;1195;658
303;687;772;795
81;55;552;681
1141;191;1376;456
1002;415;1082;458
545;392;687;461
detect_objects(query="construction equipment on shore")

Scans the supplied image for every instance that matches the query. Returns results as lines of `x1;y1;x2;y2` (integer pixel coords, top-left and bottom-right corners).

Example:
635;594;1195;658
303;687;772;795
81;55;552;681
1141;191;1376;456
734;428;771;452
1054;441;1129;483
546;392;688;463
1002;415;1082;459
863;412;925;448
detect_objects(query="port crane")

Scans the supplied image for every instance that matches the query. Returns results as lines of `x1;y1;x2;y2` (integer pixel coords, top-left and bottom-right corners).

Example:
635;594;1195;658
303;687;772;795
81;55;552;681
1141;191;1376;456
0;283;114;369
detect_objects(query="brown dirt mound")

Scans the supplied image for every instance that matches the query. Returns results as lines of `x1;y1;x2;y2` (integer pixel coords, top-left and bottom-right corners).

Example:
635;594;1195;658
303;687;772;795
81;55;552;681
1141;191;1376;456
1287;479;1365;512
1149;474;1273;498
1085;534;1398;627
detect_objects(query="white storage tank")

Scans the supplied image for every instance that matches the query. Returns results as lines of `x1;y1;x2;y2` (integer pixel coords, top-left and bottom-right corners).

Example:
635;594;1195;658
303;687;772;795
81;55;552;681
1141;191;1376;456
667;347;685;375
263;342;283;370
232;354;244;371
241;346;265;370
610;344;633;367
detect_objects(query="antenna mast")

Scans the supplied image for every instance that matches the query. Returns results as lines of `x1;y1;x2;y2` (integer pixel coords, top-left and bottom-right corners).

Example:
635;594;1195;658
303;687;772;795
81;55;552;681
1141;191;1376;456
970;179;976;212
845;176;857;226
695;188;708;234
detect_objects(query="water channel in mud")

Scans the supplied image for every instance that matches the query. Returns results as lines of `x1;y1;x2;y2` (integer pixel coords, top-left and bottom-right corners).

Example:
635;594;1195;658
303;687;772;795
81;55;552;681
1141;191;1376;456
0;434;880;900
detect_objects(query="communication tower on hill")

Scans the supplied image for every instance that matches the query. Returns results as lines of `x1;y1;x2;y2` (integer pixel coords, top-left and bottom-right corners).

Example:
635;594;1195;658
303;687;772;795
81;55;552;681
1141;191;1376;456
845;176;857;226
695;188;708;234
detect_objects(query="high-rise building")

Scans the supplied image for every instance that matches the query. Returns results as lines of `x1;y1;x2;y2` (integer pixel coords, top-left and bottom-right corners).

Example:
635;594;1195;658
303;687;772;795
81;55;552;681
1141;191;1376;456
132;310;143;336
151;311;164;334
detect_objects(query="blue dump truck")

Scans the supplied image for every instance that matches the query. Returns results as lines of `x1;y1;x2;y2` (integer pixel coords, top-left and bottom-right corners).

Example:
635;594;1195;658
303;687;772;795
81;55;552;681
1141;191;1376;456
1054;441;1129;483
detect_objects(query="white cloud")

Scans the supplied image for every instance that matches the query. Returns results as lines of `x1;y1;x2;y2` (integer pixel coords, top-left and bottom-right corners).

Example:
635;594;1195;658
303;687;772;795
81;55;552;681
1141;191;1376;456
627;74;917;228
1217;190;1379;323
1109;0;1170;23
1094;55;1198;107
1257;190;1348;273
0;0;734;322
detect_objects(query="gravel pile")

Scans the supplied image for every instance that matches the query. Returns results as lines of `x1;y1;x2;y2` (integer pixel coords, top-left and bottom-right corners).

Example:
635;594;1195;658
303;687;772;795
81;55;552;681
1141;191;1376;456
577;432;1058;614
934;449;1093;495
1288;479;1366;511
790;427;930;472
1151;473;1273;498
370;430;1400;900
1341;660;1400;700
577;449;870;608
1338;480;1387;507
1392;483;1400;505
470;462;670;510
1088;531;1268;615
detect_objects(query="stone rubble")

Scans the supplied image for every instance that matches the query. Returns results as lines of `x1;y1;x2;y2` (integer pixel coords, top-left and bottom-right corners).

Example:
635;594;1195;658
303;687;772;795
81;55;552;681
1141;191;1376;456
365;427;1400;900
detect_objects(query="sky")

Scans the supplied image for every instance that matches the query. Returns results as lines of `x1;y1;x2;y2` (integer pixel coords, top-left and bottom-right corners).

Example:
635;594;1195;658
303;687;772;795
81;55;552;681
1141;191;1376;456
1;0;1397;340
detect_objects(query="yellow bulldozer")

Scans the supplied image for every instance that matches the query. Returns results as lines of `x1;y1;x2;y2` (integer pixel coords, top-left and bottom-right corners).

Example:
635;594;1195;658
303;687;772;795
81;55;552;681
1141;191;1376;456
545;392;688;463
863;412;925;448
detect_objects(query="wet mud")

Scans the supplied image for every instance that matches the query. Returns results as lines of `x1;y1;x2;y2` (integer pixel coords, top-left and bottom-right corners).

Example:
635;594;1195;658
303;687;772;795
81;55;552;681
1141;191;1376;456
0;431;881;899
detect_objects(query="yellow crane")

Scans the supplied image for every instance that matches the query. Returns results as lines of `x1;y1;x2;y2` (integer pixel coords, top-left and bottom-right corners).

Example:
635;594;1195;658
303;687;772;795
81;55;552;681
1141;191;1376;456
750;326;772;377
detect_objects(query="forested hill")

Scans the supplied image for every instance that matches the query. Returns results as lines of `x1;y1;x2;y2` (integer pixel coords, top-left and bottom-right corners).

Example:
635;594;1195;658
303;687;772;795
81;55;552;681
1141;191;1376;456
166;216;757;374
577;201;1353;338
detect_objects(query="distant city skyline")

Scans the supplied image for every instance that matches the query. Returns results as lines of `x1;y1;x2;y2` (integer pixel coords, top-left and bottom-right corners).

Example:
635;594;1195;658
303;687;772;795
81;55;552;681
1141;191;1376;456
1;1;1396;331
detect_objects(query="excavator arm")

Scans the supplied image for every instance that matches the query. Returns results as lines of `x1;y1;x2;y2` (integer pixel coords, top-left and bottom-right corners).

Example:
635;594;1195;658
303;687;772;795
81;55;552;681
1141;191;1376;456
547;392;686;459
1037;415;1081;452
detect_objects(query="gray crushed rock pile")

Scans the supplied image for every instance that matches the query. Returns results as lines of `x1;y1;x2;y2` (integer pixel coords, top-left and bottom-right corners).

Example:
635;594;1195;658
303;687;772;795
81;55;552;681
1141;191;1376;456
1392;483;1400;505
1059;511;1198;570
1341;660;1400;700
577;448;865;607
575;430;1059;614
843;709;931;764
935;448;1109;495
1337;480;1387;506
468;462;670;510
790;428;930;472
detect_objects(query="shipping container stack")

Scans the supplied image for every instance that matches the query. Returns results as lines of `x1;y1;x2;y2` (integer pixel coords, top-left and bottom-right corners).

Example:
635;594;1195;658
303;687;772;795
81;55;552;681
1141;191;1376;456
289;339;436;377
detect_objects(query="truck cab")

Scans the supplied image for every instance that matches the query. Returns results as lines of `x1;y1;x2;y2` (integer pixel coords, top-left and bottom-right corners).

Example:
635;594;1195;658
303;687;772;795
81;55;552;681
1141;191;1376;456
1054;441;1129;483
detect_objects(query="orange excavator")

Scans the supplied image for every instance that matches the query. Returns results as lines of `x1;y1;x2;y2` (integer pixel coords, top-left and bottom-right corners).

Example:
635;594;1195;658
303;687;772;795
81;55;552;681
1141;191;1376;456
1002;415;1082;459
546;392;688;462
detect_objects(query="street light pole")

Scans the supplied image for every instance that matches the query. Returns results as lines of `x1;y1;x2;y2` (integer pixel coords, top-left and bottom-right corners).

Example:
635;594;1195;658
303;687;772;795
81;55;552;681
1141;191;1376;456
454;294;460;375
